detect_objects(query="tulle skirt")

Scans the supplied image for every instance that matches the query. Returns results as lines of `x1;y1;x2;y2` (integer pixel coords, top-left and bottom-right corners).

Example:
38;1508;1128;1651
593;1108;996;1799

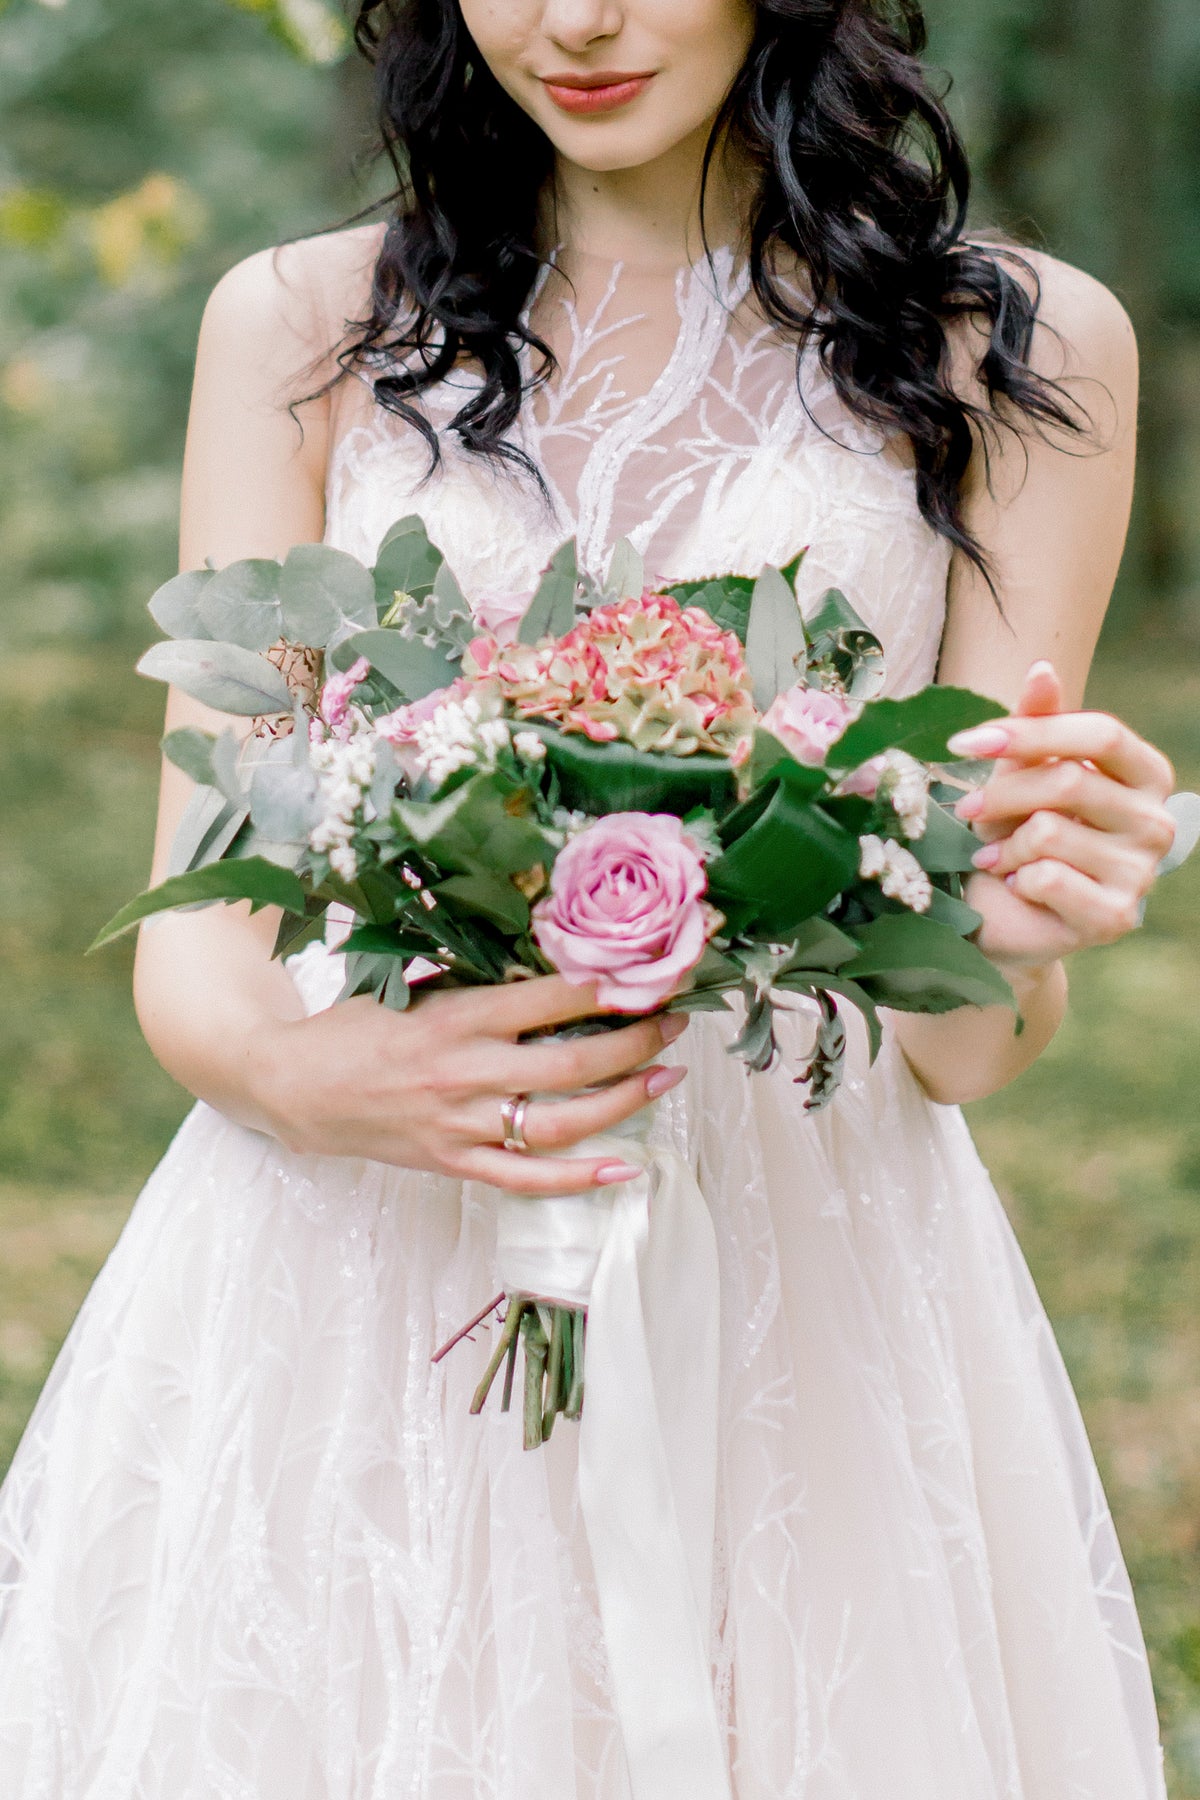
0;944;1167;1798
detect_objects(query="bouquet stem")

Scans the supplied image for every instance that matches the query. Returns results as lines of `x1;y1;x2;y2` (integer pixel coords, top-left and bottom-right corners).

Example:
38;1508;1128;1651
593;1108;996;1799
466;1295;588;1448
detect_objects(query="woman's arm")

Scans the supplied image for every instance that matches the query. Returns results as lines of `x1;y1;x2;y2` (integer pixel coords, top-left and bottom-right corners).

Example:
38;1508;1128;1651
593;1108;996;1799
132;233;686;1191
892;251;1175;1104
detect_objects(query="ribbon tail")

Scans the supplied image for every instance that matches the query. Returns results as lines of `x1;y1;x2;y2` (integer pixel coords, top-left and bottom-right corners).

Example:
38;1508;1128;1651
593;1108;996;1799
578;1146;731;1800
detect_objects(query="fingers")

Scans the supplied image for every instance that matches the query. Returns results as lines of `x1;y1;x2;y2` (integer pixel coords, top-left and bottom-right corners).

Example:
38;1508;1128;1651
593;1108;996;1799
956;760;1177;845
450;1145;645;1197
469;1064;687;1155
491;1011;688;1094
972;810;1158;890
1014;658;1065;718
1003;858;1142;944
471;973;610;1036
948;710;1175;797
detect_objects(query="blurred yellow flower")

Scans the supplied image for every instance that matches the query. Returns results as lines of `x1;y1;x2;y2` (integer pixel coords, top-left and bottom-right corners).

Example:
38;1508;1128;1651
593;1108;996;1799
88;174;206;288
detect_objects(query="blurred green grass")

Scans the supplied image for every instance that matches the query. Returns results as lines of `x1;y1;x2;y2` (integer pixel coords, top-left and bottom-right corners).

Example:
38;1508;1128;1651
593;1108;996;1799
0;631;1197;1788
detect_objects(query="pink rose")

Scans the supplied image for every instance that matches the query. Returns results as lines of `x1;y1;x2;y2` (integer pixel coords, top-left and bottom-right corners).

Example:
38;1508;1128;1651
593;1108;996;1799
533;813;710;1012
759;682;860;766
472;589;533;647
318;655;371;738
836;755;885;798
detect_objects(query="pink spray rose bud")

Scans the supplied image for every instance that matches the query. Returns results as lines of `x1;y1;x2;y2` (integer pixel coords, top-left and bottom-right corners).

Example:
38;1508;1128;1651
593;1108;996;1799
318;655;371;739
532;813;711;1012
759;682;860;766
472;589;534;647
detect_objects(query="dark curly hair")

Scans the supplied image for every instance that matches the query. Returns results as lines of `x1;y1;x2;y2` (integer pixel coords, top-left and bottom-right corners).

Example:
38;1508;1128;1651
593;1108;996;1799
340;0;1080;577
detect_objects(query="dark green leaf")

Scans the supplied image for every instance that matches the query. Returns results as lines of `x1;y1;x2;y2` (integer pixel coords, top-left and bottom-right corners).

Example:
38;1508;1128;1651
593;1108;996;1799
709;786;861;936
525;722;737;816
912;801;984;873
832;686;1006;770
925;886;984;935
517;538;579;643
435;871;531;933
137;639;292;715
841;913;1015;1012
661;574;755;641
745;563;807;708
342;922;441;959
744;728;829;798
90;857;307;950
396;769;551;877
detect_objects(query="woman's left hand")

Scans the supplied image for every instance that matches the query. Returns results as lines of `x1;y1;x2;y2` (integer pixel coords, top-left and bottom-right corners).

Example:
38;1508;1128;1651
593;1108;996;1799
947;660;1177;972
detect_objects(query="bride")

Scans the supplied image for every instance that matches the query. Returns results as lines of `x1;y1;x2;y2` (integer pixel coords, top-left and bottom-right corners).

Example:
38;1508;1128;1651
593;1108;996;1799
0;0;1181;1794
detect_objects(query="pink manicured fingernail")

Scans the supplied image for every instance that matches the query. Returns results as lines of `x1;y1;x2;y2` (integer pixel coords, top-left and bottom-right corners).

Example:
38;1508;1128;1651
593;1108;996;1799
645;1064;687;1099
946;725;1011;757
1004;873;1018;889
659;1012;689;1043
1027;659;1056;679
954;790;984;819
972;843;1001;869
596;1161;642;1184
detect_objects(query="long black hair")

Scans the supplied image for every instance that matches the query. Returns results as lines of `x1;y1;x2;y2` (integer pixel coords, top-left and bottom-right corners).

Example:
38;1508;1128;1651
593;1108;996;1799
341;0;1080;576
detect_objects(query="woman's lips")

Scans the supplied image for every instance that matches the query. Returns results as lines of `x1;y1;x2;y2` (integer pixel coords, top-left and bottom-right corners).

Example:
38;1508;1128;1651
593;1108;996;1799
540;72;656;116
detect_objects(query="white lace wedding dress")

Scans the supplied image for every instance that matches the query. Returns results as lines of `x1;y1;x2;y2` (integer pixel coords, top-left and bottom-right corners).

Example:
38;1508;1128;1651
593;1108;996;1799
0;248;1168;1799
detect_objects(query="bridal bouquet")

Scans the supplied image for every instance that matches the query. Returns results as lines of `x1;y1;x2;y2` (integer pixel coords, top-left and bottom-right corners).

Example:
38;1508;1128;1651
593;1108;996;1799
96;516;1016;1443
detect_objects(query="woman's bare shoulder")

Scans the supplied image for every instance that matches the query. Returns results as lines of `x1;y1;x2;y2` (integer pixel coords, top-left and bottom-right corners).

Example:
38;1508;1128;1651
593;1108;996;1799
199;221;387;378
963;240;1136;385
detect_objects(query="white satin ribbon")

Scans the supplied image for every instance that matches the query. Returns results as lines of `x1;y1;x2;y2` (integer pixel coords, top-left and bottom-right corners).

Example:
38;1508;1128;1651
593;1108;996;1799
494;1134;731;1800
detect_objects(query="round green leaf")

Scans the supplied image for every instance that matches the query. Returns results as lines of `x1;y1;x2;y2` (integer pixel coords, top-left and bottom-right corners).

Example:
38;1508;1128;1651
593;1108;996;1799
197;559;284;650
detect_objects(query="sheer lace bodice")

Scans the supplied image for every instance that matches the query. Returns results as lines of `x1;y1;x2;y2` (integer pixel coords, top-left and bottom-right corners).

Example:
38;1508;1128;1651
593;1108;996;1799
326;250;951;698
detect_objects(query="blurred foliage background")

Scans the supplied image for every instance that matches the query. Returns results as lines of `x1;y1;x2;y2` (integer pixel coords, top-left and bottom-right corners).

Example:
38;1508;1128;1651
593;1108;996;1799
0;0;1197;1786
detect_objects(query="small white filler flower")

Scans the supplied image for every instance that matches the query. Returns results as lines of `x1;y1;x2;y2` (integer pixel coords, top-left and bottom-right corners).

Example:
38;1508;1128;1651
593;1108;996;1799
309;727;378;882
858;833;933;913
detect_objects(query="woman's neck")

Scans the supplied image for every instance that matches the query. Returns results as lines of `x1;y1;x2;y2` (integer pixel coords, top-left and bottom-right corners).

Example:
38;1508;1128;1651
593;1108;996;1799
547;123;751;273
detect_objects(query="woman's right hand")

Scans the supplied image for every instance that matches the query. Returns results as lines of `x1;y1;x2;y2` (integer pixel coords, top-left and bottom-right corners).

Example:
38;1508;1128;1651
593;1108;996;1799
253;975;689;1193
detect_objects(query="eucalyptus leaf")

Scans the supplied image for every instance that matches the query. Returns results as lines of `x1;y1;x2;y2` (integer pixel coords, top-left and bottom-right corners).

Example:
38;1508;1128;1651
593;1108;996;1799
137;639;292;715
91;857;307;950
342;628;458;700
248;760;318;844
161;726;218;787
148;568;215;639
197;559;284;651
281;542;375;642
517;539;579;644
373;514;444;610
605;538;644;600
745;563;807;708
167;787;248;877
210;729;246;804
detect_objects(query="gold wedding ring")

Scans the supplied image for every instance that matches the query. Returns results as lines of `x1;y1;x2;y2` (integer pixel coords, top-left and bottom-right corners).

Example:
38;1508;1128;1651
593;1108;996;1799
500;1093;531;1152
